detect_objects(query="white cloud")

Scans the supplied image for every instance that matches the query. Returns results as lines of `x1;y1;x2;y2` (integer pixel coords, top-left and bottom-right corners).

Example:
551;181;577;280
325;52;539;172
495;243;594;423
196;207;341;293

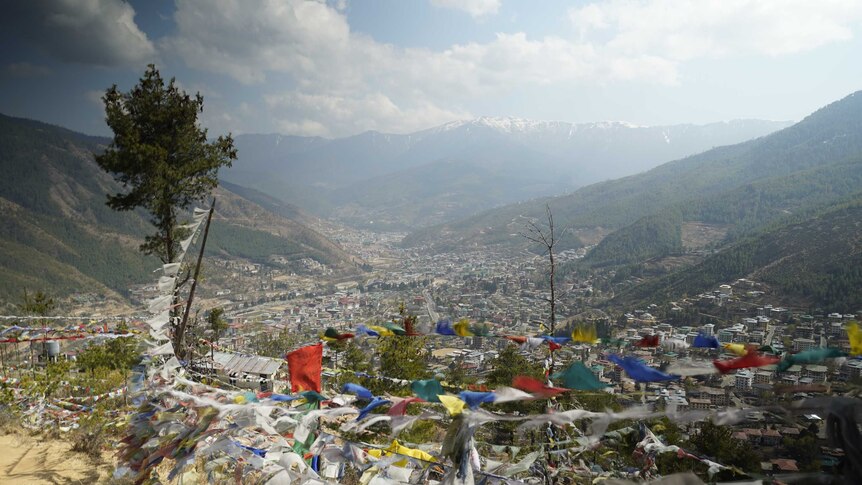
569;0;862;60
2;0;156;67
3;62;53;77
430;0;501;18
164;0;677;137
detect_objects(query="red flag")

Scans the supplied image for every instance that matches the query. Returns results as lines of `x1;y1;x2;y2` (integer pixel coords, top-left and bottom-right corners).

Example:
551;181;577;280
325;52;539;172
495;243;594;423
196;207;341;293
713;351;780;374
505;335;527;344
512;375;567;398
286;343;323;393
635;335;659;348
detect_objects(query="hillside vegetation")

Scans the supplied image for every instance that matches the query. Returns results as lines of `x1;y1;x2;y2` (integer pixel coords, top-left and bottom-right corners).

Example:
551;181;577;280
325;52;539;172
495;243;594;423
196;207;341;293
0;113;356;306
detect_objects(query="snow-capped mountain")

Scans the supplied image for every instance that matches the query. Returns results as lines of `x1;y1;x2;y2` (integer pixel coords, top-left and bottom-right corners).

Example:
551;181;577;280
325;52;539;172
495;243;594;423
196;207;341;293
223;117;791;229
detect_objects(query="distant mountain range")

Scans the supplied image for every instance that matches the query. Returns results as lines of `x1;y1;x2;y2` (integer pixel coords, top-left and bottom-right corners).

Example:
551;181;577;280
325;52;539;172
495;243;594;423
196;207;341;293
405;91;862;310
223;117;790;229
0;113;356;307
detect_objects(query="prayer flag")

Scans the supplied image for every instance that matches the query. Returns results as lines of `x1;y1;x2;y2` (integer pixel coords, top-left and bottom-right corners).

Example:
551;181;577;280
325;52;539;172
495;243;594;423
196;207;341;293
357;397;391;421
713;351;780;374
411;379;444;403
551;362;606;391
608;355;679;382
453;319;474;337
572;326;598;344
458;391;495;410
435;320;457;336
692;334;719;349
286;344;323;393
387;397;425;416
439;395;467;416
847;322;862;355
322;327;354;342
512;375;568;397
723;343;748;356
635;335;660;348
342;383;373;400
777;347;846;372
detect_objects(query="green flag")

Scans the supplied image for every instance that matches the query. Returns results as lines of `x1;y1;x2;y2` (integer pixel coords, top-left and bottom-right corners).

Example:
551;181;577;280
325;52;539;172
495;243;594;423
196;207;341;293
552;362;606;391
411;379;444;402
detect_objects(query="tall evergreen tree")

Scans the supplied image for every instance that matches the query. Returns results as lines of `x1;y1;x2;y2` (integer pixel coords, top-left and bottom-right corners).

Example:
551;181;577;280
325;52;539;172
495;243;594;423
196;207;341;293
96;65;236;352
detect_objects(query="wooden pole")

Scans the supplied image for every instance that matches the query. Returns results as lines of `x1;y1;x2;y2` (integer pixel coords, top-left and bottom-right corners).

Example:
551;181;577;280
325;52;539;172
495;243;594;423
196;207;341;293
175;199;216;360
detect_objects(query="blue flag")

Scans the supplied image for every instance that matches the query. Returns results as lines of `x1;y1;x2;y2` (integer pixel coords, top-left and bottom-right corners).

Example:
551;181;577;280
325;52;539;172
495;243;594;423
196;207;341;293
342;383;374;400
692;334;719;349
356;396;391;420
609;354;679;382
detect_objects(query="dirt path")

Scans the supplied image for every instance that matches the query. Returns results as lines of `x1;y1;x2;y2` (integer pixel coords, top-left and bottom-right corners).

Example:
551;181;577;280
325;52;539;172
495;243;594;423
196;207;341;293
0;433;113;484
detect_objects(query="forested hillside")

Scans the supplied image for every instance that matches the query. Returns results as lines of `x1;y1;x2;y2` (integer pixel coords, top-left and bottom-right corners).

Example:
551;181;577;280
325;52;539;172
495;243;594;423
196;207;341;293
0;113;356;306
613;196;862;312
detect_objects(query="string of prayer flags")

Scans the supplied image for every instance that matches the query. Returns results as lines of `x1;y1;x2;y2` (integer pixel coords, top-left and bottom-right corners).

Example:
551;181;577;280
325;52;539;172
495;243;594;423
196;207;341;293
512;375;567;398
713;351;780;374
411;379;444;403
551;361;607;391
286;343;323;393
692;333;720;349
608;355;680;382
776;347;847;372
635;335;660;348
572;326;598;344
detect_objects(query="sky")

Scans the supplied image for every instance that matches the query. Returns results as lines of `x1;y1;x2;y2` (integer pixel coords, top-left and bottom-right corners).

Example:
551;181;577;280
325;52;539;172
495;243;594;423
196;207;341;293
0;0;861;138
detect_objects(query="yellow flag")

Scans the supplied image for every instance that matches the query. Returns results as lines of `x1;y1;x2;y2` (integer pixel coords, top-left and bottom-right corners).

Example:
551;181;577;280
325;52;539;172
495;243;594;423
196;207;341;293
723;343;747;356
572;326;597;344
453;319;474;337
847;322;862;355
438;395;466;416
368;325;395;337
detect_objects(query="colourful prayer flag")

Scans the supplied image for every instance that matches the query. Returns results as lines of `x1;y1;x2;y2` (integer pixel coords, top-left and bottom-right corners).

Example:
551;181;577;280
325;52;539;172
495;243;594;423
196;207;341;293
453;319;474;337
572;326;598;344
635;335;660;348
847;322;862;355
713;351;780;374
551;362;607;391
776;347;846;372
692;334;719;349
286;343;323;393
439;395;467;416
723;343;748;356
608;354;679;382
512;375;568;398
411;379;444;403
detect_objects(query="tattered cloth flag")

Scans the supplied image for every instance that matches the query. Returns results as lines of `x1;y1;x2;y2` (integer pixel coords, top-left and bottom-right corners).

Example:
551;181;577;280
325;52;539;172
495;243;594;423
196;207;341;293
572;326;598;344
692;333;719;349
286;343;323;393
777;347;847;372
608;355;679;382
435;319;457;336
723;343;749;357
552;361;607;391
342;383;374;400
322;327;354;342
713;351;780;374
512;375;568;397
411;379;445;403
635;335;660;348
847;321;862;355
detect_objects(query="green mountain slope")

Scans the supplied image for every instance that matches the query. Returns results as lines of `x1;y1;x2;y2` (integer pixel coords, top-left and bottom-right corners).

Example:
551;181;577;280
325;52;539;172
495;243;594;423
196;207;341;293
0;113;356;306
404;91;862;255
613;196;862;312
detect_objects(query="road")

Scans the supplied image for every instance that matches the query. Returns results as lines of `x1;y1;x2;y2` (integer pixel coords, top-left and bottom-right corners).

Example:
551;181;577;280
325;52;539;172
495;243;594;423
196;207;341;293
423;289;440;323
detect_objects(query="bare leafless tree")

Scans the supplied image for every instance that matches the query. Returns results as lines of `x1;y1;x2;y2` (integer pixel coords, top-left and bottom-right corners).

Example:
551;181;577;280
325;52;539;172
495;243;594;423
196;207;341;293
521;204;560;366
